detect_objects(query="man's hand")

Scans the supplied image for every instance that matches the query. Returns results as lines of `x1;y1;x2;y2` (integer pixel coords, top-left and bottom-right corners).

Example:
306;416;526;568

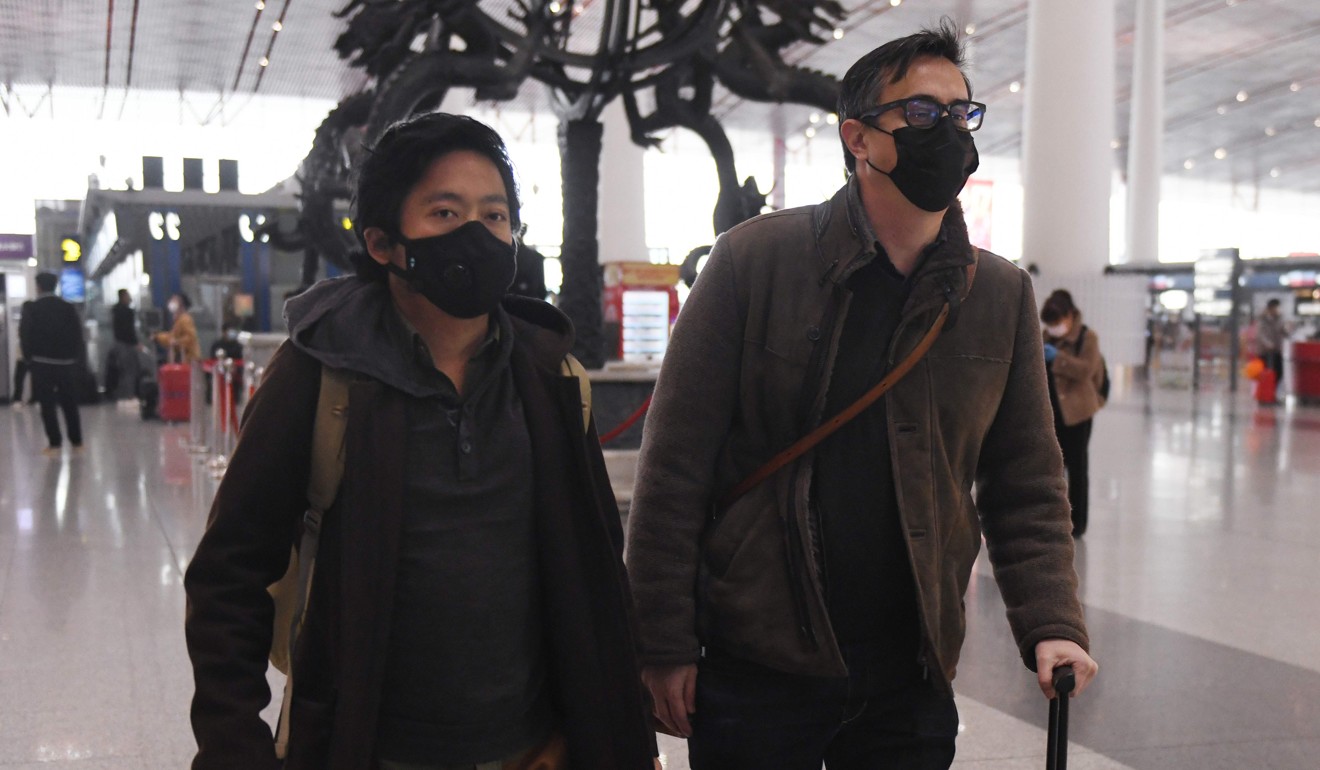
641;663;698;738
1034;639;1098;699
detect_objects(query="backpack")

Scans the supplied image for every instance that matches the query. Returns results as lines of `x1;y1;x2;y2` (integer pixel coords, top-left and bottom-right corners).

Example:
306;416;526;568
1078;325;1110;403
268;357;594;759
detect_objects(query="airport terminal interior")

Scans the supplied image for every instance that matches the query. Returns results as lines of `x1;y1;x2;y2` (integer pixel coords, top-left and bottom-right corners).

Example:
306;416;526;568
3;0;1320;767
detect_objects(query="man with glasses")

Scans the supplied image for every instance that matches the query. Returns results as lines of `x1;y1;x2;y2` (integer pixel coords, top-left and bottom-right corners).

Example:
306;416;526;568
627;21;1097;769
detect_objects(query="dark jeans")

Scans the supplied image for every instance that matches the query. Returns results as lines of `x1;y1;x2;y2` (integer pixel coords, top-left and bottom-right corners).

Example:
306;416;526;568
1056;418;1093;536
12;358;32;402
30;362;83;448
688;647;958;770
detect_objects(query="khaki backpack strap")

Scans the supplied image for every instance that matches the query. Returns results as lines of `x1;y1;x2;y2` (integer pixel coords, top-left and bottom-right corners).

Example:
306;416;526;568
273;364;350;759
560;354;592;433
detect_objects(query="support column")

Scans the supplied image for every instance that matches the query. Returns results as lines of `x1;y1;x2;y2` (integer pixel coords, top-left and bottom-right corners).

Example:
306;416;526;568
597;99;649;264
1020;0;1114;278
1125;0;1164;265
1021;0;1148;374
558;117;606;369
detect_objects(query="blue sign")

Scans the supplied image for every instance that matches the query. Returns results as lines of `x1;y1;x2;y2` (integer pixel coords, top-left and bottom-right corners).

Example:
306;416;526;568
59;267;86;301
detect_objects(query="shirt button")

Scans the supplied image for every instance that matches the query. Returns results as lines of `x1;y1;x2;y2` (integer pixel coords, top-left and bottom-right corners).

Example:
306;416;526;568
807;325;821;341
460;441;473;454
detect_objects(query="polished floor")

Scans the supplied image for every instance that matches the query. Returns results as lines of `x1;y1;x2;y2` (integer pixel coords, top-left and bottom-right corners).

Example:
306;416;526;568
1;382;1319;769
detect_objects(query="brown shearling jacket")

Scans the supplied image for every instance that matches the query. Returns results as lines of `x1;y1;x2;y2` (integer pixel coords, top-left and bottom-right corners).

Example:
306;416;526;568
626;179;1089;689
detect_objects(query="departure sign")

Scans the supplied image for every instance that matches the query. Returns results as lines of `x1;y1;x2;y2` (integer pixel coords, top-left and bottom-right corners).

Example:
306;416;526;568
1193;248;1239;316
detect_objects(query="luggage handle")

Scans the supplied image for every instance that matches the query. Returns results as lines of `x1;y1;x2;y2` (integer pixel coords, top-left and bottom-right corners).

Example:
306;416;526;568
1047;665;1075;770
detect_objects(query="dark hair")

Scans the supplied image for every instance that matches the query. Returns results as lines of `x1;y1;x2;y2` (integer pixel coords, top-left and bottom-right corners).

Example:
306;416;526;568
1266;298;1281;309
173;292;192;310
837;18;971;174
35;272;58;293
118;288;131;301
350;112;522;281
1041;289;1080;324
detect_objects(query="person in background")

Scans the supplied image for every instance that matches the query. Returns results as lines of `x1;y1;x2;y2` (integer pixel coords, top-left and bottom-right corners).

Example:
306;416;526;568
108;289;142;400
1255;299;1288;391
18;272;86;455
9;300;35;406
155;292;201;363
209;322;245;362
1041;289;1106;538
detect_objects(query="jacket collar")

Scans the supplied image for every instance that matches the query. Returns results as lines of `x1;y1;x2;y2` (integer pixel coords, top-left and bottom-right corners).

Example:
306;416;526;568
814;176;978;314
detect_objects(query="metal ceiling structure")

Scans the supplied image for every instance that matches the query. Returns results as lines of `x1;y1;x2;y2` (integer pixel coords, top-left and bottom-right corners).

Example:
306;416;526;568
2;0;1319;194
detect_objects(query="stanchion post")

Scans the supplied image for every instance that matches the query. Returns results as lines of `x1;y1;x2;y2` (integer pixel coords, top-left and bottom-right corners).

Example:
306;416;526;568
207;357;230;477
189;359;209;453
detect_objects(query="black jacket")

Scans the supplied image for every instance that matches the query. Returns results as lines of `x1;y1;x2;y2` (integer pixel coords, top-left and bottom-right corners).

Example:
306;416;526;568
19;295;84;363
184;277;656;770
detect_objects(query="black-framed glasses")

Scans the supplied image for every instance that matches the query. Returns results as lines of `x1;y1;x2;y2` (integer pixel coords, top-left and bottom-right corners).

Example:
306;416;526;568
858;98;987;132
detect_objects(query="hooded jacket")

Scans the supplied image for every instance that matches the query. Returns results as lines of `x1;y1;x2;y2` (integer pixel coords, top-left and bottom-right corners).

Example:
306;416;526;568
185;277;655;770
626;179;1088;688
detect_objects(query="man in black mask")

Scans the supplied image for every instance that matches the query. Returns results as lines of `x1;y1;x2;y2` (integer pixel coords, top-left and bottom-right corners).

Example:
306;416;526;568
185;113;658;770
628;21;1097;769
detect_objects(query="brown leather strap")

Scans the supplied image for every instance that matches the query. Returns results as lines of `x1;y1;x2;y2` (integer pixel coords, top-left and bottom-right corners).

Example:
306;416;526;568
718;301;951;511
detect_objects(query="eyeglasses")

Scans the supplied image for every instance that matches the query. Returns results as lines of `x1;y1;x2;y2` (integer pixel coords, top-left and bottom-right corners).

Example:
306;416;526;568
858;98;987;132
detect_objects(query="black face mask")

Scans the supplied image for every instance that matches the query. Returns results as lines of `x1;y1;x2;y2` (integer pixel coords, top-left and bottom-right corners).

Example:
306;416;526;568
866;117;980;212
384;221;517;319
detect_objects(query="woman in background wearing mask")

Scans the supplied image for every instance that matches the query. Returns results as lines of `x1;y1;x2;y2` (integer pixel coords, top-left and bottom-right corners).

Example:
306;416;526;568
1041;289;1105;537
155;292;201;362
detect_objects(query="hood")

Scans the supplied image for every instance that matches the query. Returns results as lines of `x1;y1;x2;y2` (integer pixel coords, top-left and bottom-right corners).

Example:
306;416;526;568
284;276;576;398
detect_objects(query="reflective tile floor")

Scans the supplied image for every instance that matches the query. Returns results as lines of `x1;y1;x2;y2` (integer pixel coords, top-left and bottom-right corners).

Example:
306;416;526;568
2;384;1319;768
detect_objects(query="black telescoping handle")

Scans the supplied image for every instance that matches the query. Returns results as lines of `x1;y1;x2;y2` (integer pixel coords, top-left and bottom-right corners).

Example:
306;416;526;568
1047;665;1076;770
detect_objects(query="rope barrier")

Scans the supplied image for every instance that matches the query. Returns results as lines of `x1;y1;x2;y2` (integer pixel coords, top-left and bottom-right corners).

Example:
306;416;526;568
599;395;653;445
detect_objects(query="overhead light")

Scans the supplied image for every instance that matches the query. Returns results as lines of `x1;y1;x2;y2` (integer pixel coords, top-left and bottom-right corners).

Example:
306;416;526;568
890;0;902;6
833;28;844;40
1315;117;1320;128
1009;81;1021;93
1226;0;1237;6
1216;105;1228;115
1291;82;1302;92
27;257;38;267
809;112;821;124
965;23;977;35
1236;90;1248;102
254;0;264;8
259;56;269;67
1110;139;1121;149
1183;159;1195;170
1269;168;1280;178
1214;147;1227;160
825;113;838;125
1265;126;1276;137
549;1;562;12
805;127;817;138
272;20;282;31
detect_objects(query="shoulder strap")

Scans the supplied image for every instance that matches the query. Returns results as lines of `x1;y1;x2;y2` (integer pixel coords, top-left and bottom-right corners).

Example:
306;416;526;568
560;354;592;433
719;301;951;511
273;364;351;759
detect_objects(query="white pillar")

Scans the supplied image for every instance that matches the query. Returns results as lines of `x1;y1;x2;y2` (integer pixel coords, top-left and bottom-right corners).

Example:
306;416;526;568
1125;0;1164;265
597;99;648;263
772;133;787;211
1020;0;1115;278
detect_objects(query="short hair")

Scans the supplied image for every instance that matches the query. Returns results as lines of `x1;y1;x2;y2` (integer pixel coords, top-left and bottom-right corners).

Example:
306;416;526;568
1041;289;1080;324
837;18;972;174
35;272;58;293
174;292;192;310
1266;298;1281;309
351;112;522;282
118;288;131;301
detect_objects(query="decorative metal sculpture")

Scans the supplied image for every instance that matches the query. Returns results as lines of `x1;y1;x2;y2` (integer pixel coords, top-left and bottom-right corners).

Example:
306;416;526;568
295;0;845;366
